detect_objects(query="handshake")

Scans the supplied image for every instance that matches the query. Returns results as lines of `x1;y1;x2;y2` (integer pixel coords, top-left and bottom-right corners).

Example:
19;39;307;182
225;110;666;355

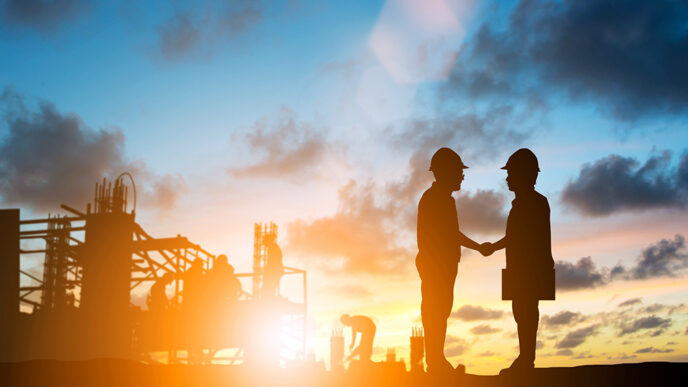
478;242;496;257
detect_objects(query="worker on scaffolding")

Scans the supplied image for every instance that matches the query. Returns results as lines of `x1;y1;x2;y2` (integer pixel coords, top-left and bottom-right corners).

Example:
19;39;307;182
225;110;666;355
209;254;243;305
340;314;376;362
148;272;174;315
262;234;283;299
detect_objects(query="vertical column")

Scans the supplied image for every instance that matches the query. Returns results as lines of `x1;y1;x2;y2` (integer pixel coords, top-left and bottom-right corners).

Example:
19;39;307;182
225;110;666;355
0;209;20;361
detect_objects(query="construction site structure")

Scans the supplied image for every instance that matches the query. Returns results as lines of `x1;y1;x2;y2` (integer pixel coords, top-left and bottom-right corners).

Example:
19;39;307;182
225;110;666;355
410;326;424;372
330;327;344;371
0;175;307;366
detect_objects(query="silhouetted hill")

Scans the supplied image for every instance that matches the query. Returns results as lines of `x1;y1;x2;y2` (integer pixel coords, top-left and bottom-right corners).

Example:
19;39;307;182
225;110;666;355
0;359;685;387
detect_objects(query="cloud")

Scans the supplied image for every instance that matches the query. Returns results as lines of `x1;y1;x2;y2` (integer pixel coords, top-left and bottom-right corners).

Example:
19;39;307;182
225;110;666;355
229;107;333;180
561;152;688;216
287;180;410;275
451;305;504;322
455;189;507;236
156;12;200;61
612;235;688;280
618;316;671;336
0;0;91;33
0;88;184;213
152;0;262;61
555;349;574;357
477;351;496;357
541;311;586;328
556;325;599;349
635;347;674;354
470;324;501;335
555;257;608;291
445;0;688;121
445;336;469;357
618;298;642;308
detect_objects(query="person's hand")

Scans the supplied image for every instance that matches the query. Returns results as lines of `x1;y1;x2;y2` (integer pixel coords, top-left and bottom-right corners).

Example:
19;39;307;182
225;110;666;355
479;242;494;257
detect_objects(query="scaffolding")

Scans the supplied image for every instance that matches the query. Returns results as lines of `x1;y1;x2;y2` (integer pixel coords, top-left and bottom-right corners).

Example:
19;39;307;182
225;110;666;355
2;176;307;365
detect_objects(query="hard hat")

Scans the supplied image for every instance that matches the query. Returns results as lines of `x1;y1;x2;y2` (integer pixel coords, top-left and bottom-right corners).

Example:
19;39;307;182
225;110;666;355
216;254;228;265
501;148;540;173
162;272;174;281
429;147;468;172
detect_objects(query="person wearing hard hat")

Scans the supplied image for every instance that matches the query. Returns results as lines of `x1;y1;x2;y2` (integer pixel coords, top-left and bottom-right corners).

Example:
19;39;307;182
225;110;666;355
148;272;174;315
416;147;492;374
484;148;555;375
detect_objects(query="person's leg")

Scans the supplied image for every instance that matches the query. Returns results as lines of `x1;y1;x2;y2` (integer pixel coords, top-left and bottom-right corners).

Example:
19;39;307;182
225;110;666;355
360;334;373;361
421;279;451;371
512;298;538;368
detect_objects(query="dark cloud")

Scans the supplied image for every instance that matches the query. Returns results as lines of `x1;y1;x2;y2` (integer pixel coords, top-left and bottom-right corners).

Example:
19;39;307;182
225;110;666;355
394;108;532;166
455;189;507;236
446;0;688;121
554;235;688;292
477;351;496;357
635;347;674;354
541;311;586;328
0;0;91;33
555;257;608;291
152;0;262;61
0;89;126;211
618;298;642;308
445;336;469;357
0;88;184;213
451;305;504;322
469;324;501;335
555;349;574;357
612;235;688;280
561;152;688;216
156;12;200;61
556;325;599;349
229;107;332;180
618;316;672;336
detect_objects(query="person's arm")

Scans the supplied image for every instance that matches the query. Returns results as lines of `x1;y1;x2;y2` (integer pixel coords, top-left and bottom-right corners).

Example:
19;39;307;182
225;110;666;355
492;236;506;251
350;329;358;350
459;231;494;256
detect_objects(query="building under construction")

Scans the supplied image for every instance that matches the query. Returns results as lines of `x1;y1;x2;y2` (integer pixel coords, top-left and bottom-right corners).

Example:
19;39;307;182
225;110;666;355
0;175;307;365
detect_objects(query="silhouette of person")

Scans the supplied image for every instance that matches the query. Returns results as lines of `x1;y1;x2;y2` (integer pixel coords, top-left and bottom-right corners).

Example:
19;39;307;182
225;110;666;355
416;147;492;374
148;272;174;315
340;314;376;362
483;148;555;374
262;234;283;299
209;254;242;306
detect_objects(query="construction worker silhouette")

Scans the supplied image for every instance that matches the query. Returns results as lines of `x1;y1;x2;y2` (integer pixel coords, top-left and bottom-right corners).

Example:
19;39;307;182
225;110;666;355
210;254;242;305
416;147;492;374
340;314;376;362
484;148;555;374
148;272;174;315
262;234;283;299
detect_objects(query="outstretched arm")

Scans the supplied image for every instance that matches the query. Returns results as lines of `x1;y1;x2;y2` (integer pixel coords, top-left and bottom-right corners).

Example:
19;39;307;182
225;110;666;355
491;237;506;251
459;231;493;256
458;231;482;251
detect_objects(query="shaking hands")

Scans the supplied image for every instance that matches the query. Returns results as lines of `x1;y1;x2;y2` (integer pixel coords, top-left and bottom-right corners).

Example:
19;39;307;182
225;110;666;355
479;242;495;257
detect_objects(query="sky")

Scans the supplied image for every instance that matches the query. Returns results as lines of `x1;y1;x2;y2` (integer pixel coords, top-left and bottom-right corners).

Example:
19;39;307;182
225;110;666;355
1;0;688;375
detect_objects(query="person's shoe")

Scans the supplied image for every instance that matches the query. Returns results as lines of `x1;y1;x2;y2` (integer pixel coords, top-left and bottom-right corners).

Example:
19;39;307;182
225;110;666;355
500;358;534;377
